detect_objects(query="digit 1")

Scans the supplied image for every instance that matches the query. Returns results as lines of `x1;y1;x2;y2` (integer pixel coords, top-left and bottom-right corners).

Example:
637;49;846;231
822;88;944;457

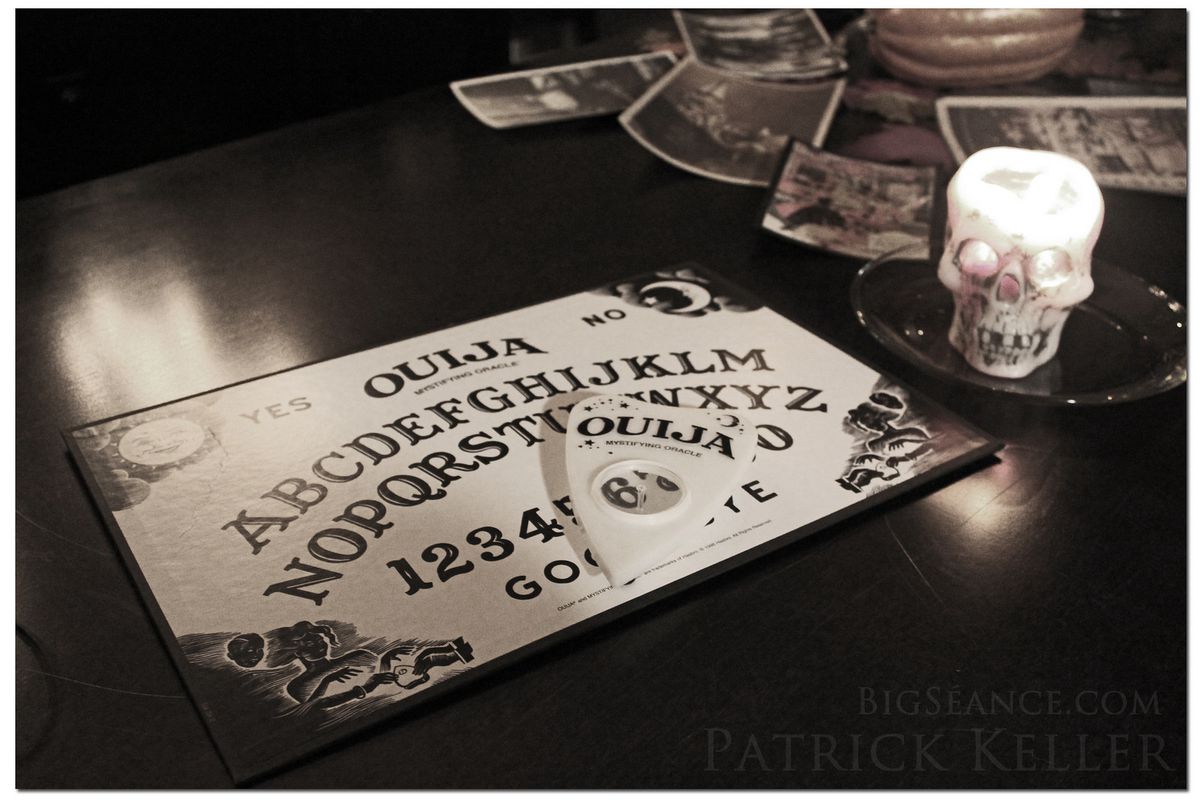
386;558;433;595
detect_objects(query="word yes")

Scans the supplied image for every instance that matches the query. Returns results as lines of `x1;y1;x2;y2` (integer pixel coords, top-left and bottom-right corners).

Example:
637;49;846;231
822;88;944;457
241;397;312;424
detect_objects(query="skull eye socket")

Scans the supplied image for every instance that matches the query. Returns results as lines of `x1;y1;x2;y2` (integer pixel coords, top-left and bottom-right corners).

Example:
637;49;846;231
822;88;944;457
1028;248;1073;290
956;239;999;277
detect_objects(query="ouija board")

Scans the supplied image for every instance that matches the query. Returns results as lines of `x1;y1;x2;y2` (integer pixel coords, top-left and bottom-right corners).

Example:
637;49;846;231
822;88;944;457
66;266;1000;782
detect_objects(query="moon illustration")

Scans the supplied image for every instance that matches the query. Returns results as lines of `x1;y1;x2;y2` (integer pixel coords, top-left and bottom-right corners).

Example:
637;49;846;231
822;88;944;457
638;280;714;314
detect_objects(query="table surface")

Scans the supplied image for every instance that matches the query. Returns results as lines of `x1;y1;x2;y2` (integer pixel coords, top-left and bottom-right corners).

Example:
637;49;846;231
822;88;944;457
16;73;1187;788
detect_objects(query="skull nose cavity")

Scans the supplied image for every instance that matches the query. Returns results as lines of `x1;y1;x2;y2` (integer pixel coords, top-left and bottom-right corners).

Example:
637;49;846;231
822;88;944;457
997;274;1022;304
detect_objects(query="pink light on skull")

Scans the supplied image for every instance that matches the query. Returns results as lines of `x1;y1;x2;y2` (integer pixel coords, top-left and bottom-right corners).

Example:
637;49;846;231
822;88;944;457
938;147;1104;379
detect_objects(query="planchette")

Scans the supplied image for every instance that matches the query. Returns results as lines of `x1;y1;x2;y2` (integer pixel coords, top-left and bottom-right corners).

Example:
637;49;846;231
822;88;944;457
565;394;758;586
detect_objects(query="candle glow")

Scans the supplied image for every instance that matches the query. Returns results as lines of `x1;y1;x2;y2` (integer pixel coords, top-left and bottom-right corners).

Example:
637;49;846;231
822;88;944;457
938;147;1104;379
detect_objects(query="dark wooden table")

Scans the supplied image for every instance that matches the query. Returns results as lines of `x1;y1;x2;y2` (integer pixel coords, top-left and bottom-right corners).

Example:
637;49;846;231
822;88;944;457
16;80;1186;788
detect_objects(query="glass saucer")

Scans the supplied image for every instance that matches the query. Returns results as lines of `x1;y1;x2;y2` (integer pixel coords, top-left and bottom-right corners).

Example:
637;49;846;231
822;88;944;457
850;244;1187;404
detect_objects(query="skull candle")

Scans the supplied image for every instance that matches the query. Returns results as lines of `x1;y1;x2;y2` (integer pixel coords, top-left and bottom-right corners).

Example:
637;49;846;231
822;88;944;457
939;147;1104;379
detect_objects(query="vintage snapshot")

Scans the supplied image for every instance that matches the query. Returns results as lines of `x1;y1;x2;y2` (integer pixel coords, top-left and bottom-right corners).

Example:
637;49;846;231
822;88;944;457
762;140;937;260
674;9;846;81
937;95;1186;195
451;52;677;129
620;58;845;186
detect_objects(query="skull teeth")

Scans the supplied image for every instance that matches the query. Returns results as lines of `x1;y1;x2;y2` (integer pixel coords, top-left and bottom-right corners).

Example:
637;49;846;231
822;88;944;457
976;328;1045;362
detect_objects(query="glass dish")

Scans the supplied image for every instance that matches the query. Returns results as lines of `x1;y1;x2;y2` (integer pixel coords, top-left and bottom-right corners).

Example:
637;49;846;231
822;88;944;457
851;244;1187;404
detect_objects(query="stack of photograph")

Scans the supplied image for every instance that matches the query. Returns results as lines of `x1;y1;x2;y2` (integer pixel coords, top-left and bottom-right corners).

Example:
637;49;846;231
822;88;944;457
619;10;847;186
447;10;945;263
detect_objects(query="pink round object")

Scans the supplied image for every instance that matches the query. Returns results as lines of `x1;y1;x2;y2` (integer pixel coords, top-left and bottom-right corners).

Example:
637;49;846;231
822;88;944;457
997;274;1022;304
957;239;999;277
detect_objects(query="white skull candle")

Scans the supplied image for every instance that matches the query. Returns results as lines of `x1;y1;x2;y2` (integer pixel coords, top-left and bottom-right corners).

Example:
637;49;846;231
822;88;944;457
939;147;1104;379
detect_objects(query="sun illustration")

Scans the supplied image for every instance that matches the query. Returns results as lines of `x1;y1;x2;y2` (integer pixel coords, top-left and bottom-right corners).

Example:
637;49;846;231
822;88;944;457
77;403;223;510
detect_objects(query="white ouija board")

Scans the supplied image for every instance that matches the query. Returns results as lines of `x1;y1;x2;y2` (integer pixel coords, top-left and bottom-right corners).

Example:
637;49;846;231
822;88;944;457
67;267;999;782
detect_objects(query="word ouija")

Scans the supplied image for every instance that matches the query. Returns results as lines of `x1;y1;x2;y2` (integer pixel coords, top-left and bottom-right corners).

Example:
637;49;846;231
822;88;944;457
575;414;738;459
363;338;546;398
214;346;827;606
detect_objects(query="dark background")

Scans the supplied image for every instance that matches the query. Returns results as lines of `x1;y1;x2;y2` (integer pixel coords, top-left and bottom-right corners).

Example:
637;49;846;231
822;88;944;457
17;9;869;198
17;9;511;197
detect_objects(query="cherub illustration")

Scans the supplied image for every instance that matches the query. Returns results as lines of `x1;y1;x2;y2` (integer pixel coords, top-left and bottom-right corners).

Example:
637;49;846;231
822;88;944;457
225;622;473;709
838;391;933;493
837;452;901;493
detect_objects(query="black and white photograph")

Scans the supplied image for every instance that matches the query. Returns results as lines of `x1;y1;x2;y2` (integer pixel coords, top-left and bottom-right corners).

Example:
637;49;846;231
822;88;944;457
937;95;1187;195
451;52;677;129
762;140;937;260
620;58;845;186
674;9;846;80
14;8;1188;792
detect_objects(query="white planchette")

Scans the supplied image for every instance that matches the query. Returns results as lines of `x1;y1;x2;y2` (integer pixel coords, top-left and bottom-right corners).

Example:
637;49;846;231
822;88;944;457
565;394;758;586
